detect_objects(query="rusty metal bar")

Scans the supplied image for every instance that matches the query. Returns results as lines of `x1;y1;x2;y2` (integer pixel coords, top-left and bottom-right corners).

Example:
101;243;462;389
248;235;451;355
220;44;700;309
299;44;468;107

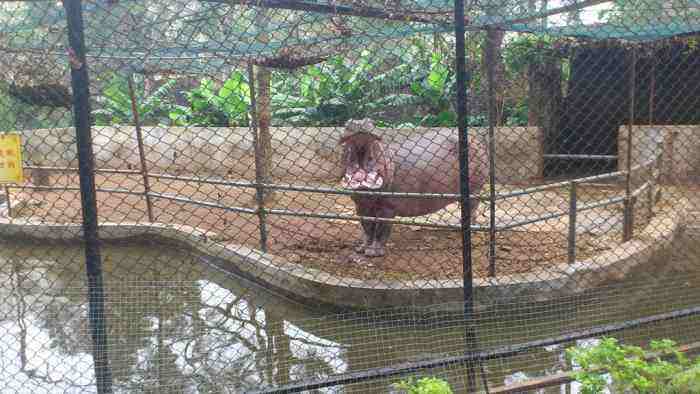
647;180;654;219
247;63;269;252
148;157;653;202
567;182;577;264
150;173;473;199
126;74;155;222
25;165;142;175
204;0;442;24
4;185;12;217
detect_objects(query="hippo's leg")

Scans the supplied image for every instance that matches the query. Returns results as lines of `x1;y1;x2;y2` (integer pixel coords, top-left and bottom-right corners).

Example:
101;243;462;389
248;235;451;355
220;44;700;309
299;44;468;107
356;220;374;253
354;203;375;254
364;206;394;257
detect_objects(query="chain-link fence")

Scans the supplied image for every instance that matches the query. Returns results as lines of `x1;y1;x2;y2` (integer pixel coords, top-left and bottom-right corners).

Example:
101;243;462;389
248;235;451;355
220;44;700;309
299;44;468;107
1;0;700;392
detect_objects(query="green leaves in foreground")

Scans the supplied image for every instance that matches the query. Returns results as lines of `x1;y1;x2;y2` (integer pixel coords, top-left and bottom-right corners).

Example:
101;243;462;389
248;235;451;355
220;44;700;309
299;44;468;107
567;337;700;394
393;376;454;394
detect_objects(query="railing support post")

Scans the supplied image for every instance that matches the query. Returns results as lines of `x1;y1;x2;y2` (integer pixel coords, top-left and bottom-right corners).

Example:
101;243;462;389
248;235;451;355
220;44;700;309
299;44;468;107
568;182;577;264
4;185;11;218
623;47;637;242
127;74;155;222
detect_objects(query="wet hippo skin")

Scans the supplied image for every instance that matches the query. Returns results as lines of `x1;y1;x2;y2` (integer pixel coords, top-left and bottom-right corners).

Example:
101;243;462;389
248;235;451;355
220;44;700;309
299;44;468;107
339;118;489;257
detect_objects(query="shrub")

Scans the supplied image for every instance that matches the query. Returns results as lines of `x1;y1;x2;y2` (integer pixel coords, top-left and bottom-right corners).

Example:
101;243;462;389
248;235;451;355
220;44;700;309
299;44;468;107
566;337;700;394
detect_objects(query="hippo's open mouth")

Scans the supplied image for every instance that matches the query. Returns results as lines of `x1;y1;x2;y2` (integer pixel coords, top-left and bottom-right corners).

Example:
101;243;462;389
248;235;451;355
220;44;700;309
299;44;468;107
341;167;384;190
339;129;393;191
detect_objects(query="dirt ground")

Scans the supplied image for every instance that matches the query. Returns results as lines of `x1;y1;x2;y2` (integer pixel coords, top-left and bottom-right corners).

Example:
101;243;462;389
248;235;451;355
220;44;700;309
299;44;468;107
7;171;649;280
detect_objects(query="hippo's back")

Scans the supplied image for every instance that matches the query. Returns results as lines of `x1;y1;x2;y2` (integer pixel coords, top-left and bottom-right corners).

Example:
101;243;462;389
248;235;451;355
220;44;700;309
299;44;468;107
387;131;459;216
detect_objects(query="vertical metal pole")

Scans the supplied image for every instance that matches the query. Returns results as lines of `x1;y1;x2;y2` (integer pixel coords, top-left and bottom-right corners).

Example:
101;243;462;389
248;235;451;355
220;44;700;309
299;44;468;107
485;28;497;277
647;47;656;219
247;64;269;252
4;185;11;218
623;47;636;242
454;1;479;392
62;1;113;393
567;182;577;264
647;181;654;219
127;74;154;223
649;47;656;126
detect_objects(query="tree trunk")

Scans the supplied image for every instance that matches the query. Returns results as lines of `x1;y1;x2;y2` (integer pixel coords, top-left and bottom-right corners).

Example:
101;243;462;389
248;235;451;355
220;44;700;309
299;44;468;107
481;29;506;126
255;10;274;202
528;55;562;156
255;65;273;201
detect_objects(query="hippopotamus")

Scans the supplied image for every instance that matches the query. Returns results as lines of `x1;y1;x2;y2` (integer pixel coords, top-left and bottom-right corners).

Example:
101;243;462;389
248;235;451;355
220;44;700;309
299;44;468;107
339;118;489;257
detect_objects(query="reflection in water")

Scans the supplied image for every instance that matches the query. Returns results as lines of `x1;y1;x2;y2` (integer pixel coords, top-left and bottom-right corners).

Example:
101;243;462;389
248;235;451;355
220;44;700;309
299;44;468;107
0;242;345;393
0;233;699;393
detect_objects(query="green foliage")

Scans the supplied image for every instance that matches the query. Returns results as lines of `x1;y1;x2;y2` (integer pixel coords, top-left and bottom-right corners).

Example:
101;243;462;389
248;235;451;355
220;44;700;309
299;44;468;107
271;49;417;126
503;34;559;75
93;73;175;126
567;337;700;394
393;376;454;394
408;51;458;127
169;71;251;127
0;85;17;132
599;0;700;26
266;40;462;127
0;82;72;131
504;100;529;126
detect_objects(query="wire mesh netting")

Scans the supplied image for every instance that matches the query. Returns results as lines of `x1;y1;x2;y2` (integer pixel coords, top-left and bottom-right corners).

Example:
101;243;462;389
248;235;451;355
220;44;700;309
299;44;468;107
1;0;700;392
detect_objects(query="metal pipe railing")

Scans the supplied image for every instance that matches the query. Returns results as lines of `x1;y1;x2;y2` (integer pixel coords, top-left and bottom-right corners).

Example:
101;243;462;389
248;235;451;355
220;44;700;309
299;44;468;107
8;149;663;261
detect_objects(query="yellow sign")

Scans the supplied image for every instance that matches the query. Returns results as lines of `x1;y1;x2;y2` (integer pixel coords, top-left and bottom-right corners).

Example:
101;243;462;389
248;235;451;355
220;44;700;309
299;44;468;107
0;134;23;184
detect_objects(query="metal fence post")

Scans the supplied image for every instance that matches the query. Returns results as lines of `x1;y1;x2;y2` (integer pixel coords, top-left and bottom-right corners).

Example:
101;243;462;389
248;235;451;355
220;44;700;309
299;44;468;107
247;63;269;252
485;27;498;277
568;182;577;264
62;1;114;393
127;74;155;222
454;0;480;391
623;47;637;242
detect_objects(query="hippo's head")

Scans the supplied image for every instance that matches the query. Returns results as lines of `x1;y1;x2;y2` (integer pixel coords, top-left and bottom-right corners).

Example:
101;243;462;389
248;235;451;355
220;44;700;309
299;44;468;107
339;118;394;190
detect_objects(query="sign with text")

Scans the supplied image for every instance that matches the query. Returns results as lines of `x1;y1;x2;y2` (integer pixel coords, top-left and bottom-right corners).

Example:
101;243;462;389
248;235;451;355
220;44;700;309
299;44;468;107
0;134;24;184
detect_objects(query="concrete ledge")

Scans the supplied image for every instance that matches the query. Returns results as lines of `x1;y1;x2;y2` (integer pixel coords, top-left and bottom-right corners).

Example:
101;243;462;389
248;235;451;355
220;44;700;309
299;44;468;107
0;197;686;311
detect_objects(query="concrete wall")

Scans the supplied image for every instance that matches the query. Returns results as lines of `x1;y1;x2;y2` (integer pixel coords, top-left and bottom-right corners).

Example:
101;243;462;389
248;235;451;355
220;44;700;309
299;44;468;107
618;125;700;182
19;125;543;184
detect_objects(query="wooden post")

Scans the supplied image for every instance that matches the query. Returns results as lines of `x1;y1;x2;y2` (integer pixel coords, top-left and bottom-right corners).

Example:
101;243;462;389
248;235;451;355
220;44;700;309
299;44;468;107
248;64;269;252
254;9;274;203
127;74;155;222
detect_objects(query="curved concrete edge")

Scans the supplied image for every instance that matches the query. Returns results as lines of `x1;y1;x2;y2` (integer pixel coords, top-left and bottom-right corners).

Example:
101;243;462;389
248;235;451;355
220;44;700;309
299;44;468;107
0;198;686;311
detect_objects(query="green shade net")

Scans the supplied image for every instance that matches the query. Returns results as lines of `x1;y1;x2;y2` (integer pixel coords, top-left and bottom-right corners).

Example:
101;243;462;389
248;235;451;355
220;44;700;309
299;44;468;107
1;0;700;73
